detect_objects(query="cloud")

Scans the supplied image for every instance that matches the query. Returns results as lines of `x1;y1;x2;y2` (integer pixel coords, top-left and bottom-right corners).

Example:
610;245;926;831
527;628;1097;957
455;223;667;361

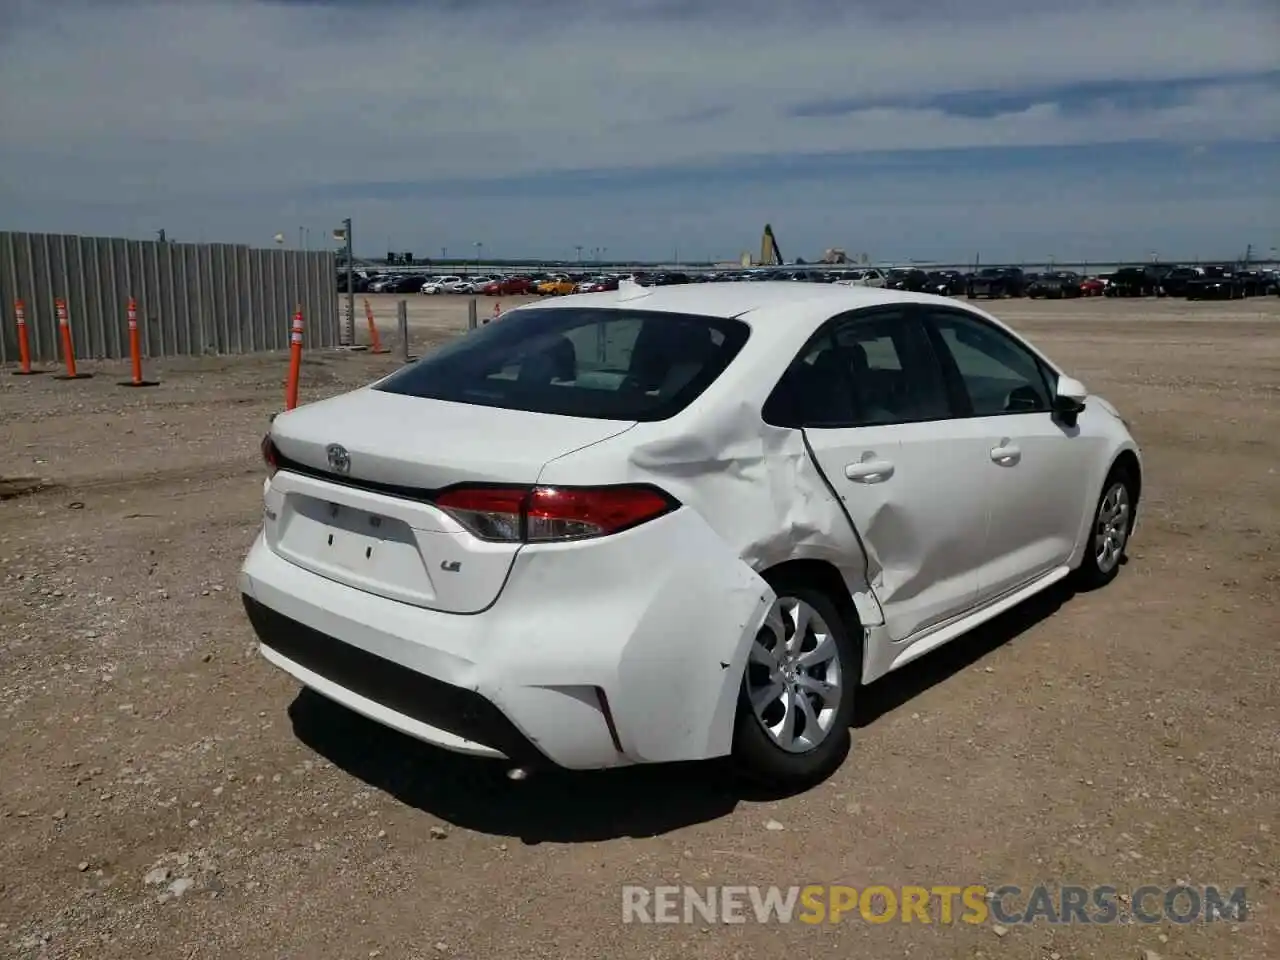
0;0;1277;260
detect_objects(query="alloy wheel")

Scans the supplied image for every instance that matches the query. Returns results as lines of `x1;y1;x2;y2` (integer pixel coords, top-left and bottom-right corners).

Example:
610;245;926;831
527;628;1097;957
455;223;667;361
1094;481;1131;574
745;597;844;753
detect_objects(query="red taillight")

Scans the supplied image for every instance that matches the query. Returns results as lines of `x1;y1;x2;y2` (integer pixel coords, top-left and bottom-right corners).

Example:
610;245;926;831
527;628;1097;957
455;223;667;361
433;486;527;541
261;434;280;477
434;484;678;543
526;486;675;541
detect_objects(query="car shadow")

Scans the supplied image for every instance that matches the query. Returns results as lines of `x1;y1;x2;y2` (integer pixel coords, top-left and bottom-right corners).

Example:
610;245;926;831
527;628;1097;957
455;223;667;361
854;578;1077;727
289;689;814;844
291;575;1083;843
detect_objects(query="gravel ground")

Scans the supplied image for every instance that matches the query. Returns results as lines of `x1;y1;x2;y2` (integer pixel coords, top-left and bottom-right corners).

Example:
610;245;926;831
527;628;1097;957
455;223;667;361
1;294;1277;960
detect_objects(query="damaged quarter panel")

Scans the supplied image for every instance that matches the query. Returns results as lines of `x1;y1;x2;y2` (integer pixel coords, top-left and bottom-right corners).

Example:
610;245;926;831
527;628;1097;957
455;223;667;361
475;508;772;765
537;397;878;623
534;410;875;762
533;309;886;754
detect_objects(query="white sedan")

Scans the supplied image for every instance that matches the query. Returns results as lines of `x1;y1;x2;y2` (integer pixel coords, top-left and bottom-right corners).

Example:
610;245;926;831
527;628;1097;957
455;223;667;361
241;281;1141;786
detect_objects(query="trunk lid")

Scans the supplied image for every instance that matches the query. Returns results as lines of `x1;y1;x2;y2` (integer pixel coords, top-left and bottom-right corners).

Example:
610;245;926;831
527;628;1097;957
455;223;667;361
264;388;634;613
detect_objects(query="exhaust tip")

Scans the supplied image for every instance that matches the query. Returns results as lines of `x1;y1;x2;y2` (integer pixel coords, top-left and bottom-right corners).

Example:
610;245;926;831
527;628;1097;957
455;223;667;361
506;767;529;781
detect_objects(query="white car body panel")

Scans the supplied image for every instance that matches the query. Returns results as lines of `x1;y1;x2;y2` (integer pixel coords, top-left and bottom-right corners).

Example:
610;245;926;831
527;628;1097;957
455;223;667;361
973;410;1097;598
421;275;463;294
268;388;632;612
801;422;989;641
241;282;1142;769
242;505;771;769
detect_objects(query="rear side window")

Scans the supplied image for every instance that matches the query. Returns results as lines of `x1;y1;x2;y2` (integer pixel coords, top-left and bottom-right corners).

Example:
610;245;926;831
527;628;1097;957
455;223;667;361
763;308;950;427
374;307;750;421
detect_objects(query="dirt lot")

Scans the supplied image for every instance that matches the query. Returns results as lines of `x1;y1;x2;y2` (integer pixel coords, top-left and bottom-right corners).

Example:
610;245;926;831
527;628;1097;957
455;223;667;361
2;293;1277;959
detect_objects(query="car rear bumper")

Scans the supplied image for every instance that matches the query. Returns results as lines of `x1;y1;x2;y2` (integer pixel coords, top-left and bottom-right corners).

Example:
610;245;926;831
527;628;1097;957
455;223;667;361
244;596;548;765
239;511;771;770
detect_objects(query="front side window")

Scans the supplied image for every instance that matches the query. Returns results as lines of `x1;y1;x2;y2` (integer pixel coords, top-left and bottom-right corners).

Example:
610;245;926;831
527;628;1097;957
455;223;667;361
926;311;1053;416
375;307;749;421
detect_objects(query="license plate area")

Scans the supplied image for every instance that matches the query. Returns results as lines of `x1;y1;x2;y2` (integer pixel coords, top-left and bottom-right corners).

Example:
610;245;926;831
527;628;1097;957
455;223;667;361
275;494;435;603
315;501;411;569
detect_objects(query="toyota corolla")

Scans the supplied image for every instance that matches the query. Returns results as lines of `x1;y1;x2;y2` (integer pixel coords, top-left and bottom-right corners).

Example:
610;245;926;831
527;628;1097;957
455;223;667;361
240;281;1141;786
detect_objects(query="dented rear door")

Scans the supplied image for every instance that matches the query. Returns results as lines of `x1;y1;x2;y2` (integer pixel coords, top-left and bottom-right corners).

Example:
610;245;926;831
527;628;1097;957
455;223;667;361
804;421;989;642
795;305;992;643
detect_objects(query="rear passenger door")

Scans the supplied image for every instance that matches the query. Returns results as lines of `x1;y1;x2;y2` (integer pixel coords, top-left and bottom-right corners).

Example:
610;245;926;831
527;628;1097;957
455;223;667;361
770;306;990;643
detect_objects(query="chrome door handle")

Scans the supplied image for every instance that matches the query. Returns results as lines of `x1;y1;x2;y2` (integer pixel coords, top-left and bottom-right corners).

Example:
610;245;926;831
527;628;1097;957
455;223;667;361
990;440;1021;465
845;459;895;482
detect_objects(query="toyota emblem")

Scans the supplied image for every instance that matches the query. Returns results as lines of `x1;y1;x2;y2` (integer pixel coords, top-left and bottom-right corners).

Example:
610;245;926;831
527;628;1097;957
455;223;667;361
326;443;351;475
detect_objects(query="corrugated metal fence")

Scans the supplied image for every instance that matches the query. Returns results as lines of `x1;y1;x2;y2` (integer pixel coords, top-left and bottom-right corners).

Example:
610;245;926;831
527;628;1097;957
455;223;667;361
0;231;339;365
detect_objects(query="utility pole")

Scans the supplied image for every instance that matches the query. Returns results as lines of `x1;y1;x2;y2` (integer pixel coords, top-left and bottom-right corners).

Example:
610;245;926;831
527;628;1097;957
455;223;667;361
342;217;354;346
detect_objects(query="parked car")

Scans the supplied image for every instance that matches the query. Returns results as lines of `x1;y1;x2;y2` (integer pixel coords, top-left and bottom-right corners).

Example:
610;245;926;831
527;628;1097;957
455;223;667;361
337;274;371;294
1157;267;1200;298
537;276;579;296
641;272;693;287
421;275;461;294
925;271;966;295
1104;267;1162;297
1185;265;1244;300
1234;270;1273;297
380;274;427;294
1079;277;1107;297
834;269;887;288
243;282;1142;787
482;276;536;296
1026;271;1084;299
884;269;932;293
966;267;1027;299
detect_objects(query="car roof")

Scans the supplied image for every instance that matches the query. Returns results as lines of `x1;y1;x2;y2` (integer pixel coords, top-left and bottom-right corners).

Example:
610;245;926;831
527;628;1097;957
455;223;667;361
516;280;940;322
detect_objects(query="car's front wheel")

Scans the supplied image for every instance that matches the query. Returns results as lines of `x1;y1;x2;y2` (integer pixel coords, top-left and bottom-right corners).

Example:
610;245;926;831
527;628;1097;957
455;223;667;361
732;578;859;787
1075;465;1136;589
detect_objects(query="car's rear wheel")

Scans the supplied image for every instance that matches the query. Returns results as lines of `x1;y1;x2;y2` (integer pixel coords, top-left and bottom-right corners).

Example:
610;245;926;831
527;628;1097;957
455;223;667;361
1075;465;1136;589
732;578;859;787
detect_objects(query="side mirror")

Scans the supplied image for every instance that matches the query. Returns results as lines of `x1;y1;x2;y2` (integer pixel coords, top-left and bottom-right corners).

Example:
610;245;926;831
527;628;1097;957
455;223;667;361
1052;375;1087;426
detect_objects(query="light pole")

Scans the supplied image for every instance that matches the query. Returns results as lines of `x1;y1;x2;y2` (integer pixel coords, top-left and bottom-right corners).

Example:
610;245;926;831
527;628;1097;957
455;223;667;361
575;245;583;266
339;217;354;346
475;242;483;273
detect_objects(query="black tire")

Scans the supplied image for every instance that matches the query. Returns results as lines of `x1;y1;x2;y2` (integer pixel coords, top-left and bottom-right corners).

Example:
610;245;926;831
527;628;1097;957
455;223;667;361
1074;464;1137;590
731;576;860;788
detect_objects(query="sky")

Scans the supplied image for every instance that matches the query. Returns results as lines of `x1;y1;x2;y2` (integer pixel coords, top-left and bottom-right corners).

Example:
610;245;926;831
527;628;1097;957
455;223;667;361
1;0;1278;264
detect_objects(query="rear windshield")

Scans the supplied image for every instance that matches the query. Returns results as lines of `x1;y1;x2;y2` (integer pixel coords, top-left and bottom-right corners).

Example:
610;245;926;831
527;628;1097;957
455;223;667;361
373;307;750;421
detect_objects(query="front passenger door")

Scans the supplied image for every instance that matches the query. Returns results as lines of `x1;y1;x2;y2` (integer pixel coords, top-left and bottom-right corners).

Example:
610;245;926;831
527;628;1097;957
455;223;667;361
921;308;1095;601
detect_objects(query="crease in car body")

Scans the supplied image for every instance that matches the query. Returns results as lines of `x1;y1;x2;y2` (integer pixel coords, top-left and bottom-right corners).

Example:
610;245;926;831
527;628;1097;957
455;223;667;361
616;396;881;621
